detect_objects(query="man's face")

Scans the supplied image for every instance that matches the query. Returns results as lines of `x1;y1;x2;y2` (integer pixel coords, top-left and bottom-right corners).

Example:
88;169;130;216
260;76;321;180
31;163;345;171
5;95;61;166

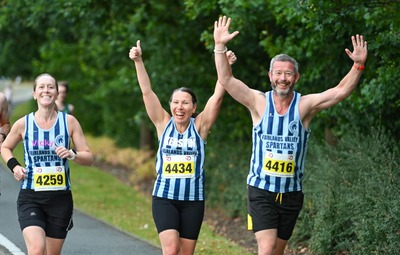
58;85;67;102
268;61;300;96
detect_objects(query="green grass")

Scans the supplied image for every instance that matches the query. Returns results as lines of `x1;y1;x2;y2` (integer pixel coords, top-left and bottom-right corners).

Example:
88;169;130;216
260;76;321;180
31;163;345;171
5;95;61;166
10;101;253;255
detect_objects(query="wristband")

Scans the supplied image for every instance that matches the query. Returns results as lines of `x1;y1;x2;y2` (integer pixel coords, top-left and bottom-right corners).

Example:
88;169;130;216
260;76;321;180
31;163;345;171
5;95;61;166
214;47;227;54
353;64;365;71
7;157;21;173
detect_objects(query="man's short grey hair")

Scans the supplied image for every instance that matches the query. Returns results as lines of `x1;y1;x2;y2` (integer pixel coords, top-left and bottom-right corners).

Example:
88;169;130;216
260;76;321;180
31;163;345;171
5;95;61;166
269;54;299;74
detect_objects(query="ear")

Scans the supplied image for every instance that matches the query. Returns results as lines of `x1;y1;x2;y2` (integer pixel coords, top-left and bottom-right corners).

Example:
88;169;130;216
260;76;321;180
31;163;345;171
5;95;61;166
32;91;37;100
268;71;273;82
295;73;301;83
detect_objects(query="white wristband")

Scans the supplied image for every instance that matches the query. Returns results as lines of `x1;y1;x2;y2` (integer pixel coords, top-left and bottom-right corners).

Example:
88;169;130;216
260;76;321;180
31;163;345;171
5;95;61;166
214;47;227;54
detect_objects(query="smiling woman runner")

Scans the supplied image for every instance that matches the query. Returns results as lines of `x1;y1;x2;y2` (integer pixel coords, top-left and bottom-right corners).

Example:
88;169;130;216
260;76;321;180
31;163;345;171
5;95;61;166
129;40;236;255
1;73;93;255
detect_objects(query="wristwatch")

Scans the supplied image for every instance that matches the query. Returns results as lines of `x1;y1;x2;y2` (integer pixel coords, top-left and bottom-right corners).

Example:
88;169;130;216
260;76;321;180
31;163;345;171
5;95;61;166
68;149;77;160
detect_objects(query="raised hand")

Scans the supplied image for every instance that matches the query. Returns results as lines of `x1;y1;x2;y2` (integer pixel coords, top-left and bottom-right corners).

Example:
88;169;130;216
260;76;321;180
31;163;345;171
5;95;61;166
129;40;142;61
345;34;368;65
213;16;239;46
226;50;237;65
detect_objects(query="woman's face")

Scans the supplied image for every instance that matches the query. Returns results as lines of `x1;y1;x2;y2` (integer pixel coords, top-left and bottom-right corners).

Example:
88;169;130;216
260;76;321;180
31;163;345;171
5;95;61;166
170;91;196;124
33;75;58;107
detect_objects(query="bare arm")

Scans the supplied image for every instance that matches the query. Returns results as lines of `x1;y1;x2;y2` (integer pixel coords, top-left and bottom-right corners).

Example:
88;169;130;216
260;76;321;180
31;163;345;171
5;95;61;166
0;93;10;143
129;40;170;137
213;16;266;123
1;117;26;179
63;115;93;166
196;50;237;139
300;34;368;128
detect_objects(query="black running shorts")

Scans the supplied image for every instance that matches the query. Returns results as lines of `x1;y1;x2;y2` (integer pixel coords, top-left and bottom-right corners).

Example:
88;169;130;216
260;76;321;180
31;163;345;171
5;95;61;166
247;185;303;240
152;196;204;240
17;189;74;239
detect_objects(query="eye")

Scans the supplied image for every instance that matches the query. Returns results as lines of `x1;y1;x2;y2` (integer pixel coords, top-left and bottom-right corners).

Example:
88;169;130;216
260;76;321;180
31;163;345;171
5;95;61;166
285;71;294;77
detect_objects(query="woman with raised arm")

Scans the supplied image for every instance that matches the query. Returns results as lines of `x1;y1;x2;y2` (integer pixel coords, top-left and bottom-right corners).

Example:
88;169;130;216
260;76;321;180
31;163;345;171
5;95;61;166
129;40;236;255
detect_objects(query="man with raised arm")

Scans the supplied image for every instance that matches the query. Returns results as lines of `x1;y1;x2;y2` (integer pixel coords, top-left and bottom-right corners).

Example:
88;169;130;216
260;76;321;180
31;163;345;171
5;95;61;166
213;16;368;255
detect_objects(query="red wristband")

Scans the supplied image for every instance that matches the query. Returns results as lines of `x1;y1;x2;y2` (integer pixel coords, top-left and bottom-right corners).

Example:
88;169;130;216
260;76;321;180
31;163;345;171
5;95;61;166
353;64;365;71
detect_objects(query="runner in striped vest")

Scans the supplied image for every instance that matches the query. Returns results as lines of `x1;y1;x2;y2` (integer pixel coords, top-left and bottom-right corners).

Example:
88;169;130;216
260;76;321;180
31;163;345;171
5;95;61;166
129;40;237;255
1;73;93;255
214;16;368;255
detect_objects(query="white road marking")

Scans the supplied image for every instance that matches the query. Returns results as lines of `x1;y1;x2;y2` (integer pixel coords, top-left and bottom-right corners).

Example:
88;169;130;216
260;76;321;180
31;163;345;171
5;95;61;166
0;234;24;255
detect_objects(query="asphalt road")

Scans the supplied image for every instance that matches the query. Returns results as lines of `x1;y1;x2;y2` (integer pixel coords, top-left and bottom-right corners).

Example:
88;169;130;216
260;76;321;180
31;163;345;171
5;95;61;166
0;82;162;254
0;166;162;254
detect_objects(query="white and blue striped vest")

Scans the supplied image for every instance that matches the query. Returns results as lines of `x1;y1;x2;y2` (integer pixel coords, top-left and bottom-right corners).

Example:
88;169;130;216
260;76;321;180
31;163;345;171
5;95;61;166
247;91;310;193
22;112;71;190
153;118;206;201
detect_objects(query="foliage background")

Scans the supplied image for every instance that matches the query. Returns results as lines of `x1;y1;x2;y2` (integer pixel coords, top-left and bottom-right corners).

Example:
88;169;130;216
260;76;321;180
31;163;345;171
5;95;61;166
1;0;399;253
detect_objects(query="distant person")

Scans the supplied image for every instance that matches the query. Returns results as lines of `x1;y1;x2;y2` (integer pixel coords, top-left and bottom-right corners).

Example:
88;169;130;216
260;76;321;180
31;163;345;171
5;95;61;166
213;16;368;255
129;40;236;255
4;82;13;114
55;81;75;114
0;92;10;144
0;91;10;196
1;73;93;255
4;82;12;103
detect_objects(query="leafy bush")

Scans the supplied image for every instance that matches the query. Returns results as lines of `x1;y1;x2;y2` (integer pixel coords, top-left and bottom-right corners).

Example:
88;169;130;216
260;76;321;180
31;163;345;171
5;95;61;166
205;142;250;218
291;128;400;254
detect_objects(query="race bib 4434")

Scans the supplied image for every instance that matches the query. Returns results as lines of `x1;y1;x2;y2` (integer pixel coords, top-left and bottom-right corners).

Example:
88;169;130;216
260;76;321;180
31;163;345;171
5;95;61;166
162;155;195;178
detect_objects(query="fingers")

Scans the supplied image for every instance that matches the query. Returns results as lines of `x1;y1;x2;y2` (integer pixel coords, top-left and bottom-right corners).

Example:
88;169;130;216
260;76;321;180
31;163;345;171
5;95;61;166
129;40;142;61
346;34;368;64
216;15;230;29
226;16;232;28
352;34;367;48
226;50;237;65
226;50;236;59
217;16;226;27
14;167;26;181
55;146;71;159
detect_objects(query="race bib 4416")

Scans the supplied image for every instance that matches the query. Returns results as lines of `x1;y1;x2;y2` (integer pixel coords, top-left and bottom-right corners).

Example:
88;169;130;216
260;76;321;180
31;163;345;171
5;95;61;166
263;152;295;178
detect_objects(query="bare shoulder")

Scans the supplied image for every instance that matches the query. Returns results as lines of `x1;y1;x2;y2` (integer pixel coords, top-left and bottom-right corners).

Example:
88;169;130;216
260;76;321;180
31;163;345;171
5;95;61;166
299;93;320;106
12;117;26;131
66;114;80;128
67;113;79;122
256;90;266;98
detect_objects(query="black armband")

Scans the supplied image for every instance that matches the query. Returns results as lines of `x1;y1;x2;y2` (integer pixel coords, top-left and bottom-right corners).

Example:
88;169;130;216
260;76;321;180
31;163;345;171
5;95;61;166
7;157;21;173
